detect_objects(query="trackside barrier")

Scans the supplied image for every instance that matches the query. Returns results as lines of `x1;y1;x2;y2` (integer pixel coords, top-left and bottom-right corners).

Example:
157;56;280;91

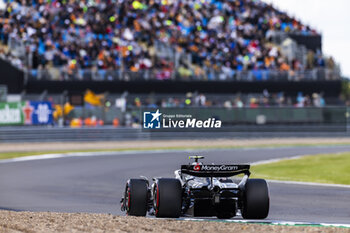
0;126;349;142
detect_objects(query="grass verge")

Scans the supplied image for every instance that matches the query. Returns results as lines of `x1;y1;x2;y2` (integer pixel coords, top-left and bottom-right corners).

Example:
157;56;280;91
251;152;350;185
1;142;350;160
0;147;186;160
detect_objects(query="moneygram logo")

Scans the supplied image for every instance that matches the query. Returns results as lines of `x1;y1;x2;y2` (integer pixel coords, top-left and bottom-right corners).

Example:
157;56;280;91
200;165;239;171
193;164;201;171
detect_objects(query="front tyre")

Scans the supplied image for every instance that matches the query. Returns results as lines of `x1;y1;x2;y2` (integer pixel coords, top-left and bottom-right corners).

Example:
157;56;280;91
124;179;148;216
154;178;182;218
242;179;269;219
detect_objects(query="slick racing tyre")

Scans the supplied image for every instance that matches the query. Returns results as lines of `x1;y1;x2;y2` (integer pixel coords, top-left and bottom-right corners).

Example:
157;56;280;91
242;179;269;219
124;179;148;216
154;178;182;218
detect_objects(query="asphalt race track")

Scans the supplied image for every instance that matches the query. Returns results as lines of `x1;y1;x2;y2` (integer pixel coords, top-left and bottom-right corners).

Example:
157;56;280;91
0;146;350;224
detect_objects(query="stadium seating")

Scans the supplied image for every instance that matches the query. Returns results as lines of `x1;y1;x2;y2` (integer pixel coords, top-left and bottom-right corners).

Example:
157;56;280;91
0;0;339;81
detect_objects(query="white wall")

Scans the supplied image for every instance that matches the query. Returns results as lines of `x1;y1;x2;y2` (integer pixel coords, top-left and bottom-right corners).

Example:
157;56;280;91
264;0;350;78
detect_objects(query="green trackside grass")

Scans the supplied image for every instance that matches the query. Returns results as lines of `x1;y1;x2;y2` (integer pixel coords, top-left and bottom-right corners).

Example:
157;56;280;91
251;152;350;185
0;148;179;160
1;142;350;160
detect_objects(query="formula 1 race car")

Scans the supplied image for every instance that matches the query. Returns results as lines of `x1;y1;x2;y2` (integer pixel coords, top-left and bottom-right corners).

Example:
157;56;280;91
120;156;269;219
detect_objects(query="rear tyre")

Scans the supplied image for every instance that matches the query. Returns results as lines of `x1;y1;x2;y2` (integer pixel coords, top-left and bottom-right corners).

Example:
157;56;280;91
154;178;182;218
242;179;269;219
124;179;148;216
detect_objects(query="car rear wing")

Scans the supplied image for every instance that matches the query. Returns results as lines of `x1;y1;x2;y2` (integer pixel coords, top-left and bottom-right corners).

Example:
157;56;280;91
181;164;250;177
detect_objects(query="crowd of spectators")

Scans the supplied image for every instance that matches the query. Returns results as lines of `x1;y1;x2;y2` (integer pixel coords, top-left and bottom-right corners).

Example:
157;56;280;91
0;0;337;80
125;91;327;108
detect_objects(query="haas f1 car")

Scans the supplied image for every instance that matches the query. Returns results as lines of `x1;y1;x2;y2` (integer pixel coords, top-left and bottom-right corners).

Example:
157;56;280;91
121;156;269;219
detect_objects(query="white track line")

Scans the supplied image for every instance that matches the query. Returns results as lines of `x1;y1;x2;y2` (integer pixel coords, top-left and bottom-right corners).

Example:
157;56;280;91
0;148;216;164
250;154;305;165
1;149;350;189
251;151;347;166
267;180;350;188
0;145;345;164
0;150;174;164
0;146;286;164
180;218;350;228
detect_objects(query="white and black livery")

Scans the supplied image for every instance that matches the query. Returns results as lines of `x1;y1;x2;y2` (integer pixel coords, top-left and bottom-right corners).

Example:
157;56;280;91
120;156;269;219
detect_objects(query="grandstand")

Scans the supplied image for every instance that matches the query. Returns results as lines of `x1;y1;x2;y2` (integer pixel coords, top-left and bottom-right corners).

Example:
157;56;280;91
0;0;341;79
0;0;345;126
